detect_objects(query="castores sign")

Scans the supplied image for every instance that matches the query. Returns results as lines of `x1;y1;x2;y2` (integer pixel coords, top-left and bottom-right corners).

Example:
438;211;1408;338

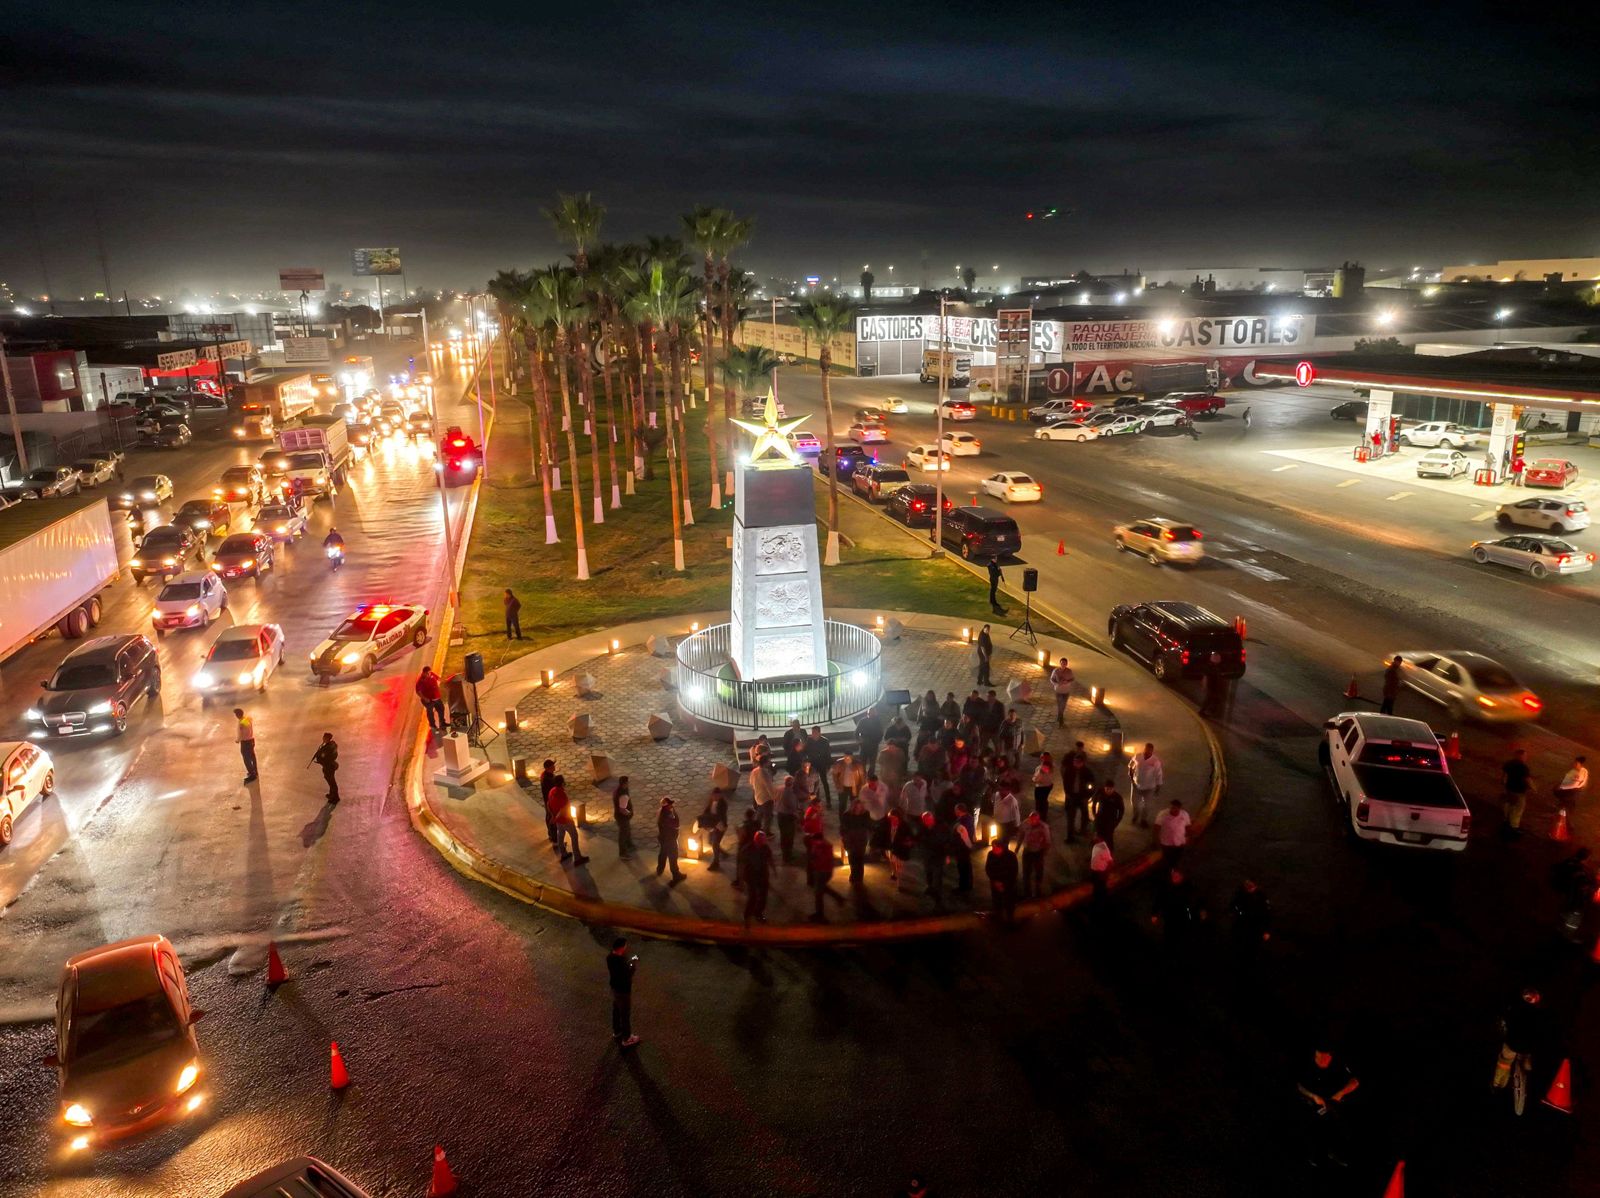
857;314;1061;354
1064;315;1311;353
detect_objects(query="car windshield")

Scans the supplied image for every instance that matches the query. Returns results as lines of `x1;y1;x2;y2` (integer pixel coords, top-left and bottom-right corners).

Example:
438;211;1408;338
1463;661;1518;689
209;638;262;662
334;616;381;639
222;469;253;482
72;461;100;472
1358;742;1444;771
177;502;211;518
157;583;204;601
50;662;117;690
1531;460;1565;471
218;536;257;554
68;990;184;1067
131;478;161;490
1008;475;1036;485
26;470;57;482
287;453;324;470
878;470;910;481
141;530;184;547
259;506;294;521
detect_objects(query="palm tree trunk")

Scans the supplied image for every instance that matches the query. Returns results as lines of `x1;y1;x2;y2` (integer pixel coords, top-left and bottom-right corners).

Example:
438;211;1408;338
821;353;840;566
701;255;721;509
718;259;735;499
649;329;685;570
555;345;589;579
599;345;622;508
576;331;604;525
531;343;559;544
668;335;694;527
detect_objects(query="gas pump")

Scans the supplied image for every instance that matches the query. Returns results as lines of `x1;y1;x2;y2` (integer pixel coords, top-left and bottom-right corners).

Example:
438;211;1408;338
1387;415;1401;455
1511;430;1527;485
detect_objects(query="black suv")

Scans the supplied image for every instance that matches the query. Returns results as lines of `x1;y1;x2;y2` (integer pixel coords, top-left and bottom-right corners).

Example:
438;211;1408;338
1108;601;1246;683
818;444;870;481
132;525;204;584
886;483;952;528
852;464;912;501
27;635;161;737
939;507;1020;561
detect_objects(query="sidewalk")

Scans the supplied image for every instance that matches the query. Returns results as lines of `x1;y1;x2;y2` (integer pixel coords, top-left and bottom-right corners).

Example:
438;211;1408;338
405;608;1224;944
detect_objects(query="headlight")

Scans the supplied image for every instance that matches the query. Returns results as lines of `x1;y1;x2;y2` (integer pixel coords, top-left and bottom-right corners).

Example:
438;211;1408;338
240;560;254;570
162;557;176;566
275;524;287;533
211;563;223;571
194;672;214;689
25;707;42;721
131;558;144;567
194;519;210;529
340;651;361;665
175;1062;199;1094
185;604;202;617
237;671;254;685
88;700;113;715
63;1102;93;1127
140;491;156;500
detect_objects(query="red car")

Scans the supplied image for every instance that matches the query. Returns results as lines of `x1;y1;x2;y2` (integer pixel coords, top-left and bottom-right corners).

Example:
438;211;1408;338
1523;458;1578;489
1167;392;1226;418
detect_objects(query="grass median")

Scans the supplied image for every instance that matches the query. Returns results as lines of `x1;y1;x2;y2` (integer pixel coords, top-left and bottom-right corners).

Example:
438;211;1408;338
450;384;1064;674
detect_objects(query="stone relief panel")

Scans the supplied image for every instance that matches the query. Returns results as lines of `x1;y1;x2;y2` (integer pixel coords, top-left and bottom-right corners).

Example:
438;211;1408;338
753;632;817;678
755;578;811;628
754;528;807;575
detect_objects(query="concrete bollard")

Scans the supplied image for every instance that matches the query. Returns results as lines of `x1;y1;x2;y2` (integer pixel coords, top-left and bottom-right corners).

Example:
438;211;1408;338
647;712;673;741
647;634;673;657
568;712;592;740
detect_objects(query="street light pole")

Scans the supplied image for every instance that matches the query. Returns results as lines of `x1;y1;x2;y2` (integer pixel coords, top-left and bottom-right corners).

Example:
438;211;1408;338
933;294;946;555
0;329;31;478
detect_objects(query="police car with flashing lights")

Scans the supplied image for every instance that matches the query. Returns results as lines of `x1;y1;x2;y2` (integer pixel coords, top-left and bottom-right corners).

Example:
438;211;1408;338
309;603;429;680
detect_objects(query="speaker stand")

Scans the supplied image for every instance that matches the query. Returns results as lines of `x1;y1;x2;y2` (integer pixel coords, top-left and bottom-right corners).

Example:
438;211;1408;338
466;679;499;749
1009;591;1038;648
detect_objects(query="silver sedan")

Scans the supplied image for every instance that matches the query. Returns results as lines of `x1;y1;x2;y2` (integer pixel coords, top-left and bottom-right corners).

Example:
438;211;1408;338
1470;534;1594;579
1393;650;1542;722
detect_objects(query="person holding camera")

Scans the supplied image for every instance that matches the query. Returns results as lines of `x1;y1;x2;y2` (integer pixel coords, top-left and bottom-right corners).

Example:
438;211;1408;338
607;938;641;1048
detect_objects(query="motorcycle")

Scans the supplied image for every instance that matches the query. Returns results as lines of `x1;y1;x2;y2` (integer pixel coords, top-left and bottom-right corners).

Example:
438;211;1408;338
325;543;344;571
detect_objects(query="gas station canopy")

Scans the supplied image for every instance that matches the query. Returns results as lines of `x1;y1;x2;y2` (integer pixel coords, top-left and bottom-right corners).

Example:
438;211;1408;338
1256;351;1600;412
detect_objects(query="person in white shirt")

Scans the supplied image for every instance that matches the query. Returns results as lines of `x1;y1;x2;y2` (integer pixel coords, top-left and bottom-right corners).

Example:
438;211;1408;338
1555;755;1589;812
1048;657;1076;726
1154;799;1191;866
750;758;778;832
992;786;1021;848
900;775;928;817
1089;834;1113;903
1128;743;1165;827
860;773;890;823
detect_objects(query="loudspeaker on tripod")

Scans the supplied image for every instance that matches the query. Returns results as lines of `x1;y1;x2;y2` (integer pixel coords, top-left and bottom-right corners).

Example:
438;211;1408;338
1022;567;1039;593
464;652;486;683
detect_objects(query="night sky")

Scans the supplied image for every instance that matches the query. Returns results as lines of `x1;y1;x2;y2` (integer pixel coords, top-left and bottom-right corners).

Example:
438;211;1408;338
2;3;1593;295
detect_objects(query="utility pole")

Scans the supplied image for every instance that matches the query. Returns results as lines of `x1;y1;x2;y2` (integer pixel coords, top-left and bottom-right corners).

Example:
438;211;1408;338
0;329;31;478
933;294;946;555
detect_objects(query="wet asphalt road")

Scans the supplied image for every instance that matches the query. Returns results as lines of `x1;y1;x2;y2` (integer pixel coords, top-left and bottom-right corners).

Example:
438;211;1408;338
2;370;1598;1196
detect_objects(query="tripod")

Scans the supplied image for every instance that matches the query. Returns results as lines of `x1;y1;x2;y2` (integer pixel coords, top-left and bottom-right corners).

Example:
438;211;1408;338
465;678;498;749
1009;589;1038;647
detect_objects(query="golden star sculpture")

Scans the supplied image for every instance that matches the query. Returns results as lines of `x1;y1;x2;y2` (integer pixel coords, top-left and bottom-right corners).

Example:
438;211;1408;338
731;388;807;467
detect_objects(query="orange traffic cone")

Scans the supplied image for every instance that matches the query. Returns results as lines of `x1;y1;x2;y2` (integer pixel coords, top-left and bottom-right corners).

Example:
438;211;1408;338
428;1144;458;1196
1543;1058;1573;1113
265;942;288;987
1553;808;1571;842
1056;539;1066;556
1445;732;1461;760
1382;1159;1405;1198
1345;675;1360;700
329;1041;350;1090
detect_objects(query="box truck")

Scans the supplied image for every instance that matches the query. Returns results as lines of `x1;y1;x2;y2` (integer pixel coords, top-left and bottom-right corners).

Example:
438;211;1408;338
238;371;316;425
276;416;351;497
0;498;120;660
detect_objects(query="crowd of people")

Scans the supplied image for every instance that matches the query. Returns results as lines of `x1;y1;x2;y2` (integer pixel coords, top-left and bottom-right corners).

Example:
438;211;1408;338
536;666;1203;927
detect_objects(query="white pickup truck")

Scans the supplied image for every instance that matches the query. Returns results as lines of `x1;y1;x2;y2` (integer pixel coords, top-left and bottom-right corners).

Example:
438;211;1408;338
1319;712;1472;851
1397;421;1481;449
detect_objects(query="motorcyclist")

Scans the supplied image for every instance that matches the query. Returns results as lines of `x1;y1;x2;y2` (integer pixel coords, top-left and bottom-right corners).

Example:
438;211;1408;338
1494;988;1547;1090
322;528;345;552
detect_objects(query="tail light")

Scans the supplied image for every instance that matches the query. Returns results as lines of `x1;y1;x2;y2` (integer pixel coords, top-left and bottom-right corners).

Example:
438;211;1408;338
1566;509;1577;517
1521;695;1543;712
1162;529;1175;541
1240;645;1246;662
1180;649;1190;665
1460;812;1472;836
1355;800;1370;824
1557;554;1570;565
1192;530;1203;540
911;501;927;512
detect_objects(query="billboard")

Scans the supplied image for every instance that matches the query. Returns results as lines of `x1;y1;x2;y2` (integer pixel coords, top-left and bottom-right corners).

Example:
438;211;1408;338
283;336;332;364
996;309;1032;345
352;247;403;276
278;267;325;291
1062;315;1313;354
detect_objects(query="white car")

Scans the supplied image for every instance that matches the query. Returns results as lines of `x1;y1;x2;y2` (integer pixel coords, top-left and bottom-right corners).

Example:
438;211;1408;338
1134;405;1188;428
1470;534;1594;578
879;397;909;414
71;457;118;487
151;572;229;635
938;399;977;421
1089;413;1148;437
847;422;889;444
1035;420;1099;443
1028;399;1088;423
1113;518;1206;565
310;602;429;680
0;741;54;847
1398;421;1480;449
1415;449;1470;479
785;431;822;456
980;472;1042;503
1391;651;1542;723
940;432;982;456
194;623;286;698
903;444;952;472
1496;497;1590;534
1319;713;1470;851
117;474;175;509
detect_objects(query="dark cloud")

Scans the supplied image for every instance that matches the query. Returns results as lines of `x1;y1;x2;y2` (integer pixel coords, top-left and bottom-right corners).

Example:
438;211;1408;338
0;2;1595;295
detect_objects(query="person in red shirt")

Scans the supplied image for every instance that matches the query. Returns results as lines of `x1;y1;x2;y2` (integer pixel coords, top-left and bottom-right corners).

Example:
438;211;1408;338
547;776;588;866
415;666;446;732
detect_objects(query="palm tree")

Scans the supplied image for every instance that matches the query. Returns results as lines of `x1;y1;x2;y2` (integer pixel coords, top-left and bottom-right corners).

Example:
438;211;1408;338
655;258;701;529
545;194;607;527
585;244;627;508
534;265;591;580
717;344;779;402
716;215;754;496
684;205;730;508
488;269;559;545
623;259;685;571
961;265;977;293
792;298;856;566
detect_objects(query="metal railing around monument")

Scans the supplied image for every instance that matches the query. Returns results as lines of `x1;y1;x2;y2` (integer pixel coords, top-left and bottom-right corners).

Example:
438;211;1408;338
673;620;884;731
